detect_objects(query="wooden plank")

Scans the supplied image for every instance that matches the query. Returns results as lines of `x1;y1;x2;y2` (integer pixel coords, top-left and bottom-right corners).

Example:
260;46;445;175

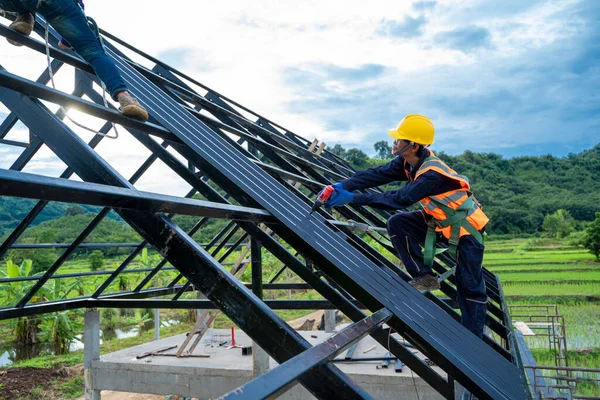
514;321;536;336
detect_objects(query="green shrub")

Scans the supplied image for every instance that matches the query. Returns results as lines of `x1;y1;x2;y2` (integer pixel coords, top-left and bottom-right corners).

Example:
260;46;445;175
543;209;575;238
88;250;104;271
584;212;600;260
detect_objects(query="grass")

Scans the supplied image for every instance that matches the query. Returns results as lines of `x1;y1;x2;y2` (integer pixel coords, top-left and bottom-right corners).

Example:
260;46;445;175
502;282;600;296
485;253;597;265
59;376;84;398
487;263;598;273
8;352;84;369
2;235;600;396
530;349;600;397
490;239;600;396
500;271;600;282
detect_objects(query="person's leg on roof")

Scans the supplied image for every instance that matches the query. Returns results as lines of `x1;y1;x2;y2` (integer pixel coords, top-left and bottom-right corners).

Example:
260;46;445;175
454;234;487;338
34;0;127;98
387;210;440;291
5;0;148;121
1;0;35;46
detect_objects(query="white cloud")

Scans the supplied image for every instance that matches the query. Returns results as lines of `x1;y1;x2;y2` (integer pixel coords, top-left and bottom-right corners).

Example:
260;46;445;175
1;0;597;179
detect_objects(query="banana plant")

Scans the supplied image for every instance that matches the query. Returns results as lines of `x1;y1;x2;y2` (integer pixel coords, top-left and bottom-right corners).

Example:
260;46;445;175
36;278;84;354
0;259;40;344
126;310;153;336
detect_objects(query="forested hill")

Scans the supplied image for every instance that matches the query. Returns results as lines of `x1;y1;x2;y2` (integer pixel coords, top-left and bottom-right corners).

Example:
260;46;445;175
330;143;600;235
0;144;599;236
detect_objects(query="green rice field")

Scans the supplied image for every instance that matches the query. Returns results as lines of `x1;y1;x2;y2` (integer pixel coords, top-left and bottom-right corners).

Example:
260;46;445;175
485;240;600;347
1;236;599;397
485;239;600;395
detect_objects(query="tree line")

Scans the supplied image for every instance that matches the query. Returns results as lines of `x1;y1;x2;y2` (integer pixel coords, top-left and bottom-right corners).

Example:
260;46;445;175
1;143;599;271
330;142;600;235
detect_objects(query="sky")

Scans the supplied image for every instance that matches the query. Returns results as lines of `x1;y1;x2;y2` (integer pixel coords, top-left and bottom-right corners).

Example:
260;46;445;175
0;0;599;191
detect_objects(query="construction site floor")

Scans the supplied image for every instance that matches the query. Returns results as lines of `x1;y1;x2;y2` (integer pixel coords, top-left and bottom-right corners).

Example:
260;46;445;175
89;327;446;400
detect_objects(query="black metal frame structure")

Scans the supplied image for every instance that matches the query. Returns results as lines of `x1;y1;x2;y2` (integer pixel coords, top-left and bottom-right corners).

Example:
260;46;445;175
0;14;532;399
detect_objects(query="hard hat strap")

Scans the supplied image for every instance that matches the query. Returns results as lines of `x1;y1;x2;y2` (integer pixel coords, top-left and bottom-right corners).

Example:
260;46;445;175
392;141;414;156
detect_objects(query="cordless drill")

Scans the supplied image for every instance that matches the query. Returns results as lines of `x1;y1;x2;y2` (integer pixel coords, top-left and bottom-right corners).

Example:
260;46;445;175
309;185;335;215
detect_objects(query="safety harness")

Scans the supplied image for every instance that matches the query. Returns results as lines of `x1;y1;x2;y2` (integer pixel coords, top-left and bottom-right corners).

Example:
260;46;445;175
413;156;486;266
423;194;484;266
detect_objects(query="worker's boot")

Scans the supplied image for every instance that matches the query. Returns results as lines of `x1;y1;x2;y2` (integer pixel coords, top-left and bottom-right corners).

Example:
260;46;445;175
408;273;440;292
118;94;149;122
7;12;35;46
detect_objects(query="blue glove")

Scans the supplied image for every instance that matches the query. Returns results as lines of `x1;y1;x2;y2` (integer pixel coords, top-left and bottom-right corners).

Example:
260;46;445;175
325;183;353;209
317;182;342;199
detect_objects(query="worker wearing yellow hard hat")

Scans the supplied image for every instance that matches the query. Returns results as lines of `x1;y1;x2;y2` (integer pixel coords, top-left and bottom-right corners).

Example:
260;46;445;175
320;114;490;340
387;114;435;145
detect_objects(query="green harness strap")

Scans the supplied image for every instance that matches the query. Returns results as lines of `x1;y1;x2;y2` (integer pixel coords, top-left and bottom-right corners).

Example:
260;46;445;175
422;196;484;266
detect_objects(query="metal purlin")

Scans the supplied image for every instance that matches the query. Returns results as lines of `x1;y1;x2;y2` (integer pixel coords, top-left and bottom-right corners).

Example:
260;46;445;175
0;18;531;400
104;37;527;398
0;76;371;400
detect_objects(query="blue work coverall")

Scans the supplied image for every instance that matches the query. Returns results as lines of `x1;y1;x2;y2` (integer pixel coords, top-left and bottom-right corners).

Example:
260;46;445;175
340;148;488;338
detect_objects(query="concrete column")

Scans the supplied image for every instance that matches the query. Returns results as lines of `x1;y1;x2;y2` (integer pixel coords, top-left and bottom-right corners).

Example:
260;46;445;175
324;309;336;333
196;290;207;321
252;343;270;378
250;238;269;377
84;309;101;400
154;308;160;341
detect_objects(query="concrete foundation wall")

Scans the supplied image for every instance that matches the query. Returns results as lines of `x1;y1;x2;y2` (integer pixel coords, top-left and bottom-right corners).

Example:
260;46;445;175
89;330;445;400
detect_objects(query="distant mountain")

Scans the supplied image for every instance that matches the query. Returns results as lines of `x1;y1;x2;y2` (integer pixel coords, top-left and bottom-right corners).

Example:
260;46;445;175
0;198;110;237
334;143;600;235
1;144;599;236
436;144;600;234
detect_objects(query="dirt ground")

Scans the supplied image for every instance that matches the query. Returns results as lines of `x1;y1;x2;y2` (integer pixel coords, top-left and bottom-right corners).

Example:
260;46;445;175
0;311;321;400
0;365;188;400
0;365;81;399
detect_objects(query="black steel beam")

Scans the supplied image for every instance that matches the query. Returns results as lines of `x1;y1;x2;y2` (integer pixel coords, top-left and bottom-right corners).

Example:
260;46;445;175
88;299;363;310
0;299;87;320
0;23;91;72
219;308;393;400
98;28;326;157
0;168;273;223
0;57;63;134
251;238;263;299
0;85;370;400
0;138;27;147
144;65;347;181
0;69;181;144
0;284;193;320
102;61;453;397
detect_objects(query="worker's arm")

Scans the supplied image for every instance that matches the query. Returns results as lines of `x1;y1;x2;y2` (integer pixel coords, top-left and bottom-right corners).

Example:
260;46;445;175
339;157;408;191
350;171;444;210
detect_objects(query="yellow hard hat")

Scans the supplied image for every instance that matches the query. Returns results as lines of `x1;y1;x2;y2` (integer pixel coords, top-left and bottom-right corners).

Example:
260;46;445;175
387;114;435;145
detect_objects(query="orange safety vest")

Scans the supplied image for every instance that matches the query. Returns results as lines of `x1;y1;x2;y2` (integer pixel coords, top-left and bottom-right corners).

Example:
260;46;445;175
408;152;489;240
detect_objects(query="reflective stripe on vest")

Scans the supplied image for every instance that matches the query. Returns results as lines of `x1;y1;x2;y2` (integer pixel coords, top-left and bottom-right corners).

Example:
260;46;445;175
415;155;489;239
